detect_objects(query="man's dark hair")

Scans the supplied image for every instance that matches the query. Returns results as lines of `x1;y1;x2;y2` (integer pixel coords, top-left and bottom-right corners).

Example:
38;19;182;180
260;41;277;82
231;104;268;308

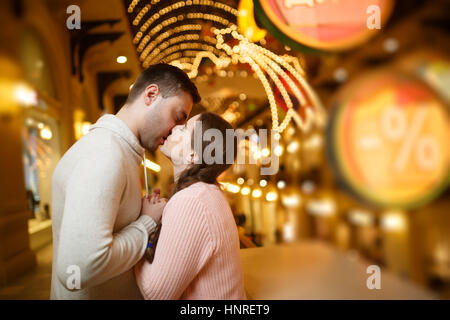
126;63;201;105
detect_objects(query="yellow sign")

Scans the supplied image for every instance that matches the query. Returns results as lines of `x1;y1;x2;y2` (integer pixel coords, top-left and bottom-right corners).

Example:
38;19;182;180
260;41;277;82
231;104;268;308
328;71;449;208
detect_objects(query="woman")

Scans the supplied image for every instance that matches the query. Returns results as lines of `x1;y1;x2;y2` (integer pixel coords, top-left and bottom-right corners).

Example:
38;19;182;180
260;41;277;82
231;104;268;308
135;112;247;300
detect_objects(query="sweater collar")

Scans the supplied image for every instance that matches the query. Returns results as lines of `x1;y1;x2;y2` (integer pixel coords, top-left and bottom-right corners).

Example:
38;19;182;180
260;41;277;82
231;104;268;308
89;114;145;159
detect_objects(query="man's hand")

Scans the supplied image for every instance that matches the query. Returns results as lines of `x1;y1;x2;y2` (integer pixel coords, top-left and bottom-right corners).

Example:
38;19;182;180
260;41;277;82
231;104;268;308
140;189;167;224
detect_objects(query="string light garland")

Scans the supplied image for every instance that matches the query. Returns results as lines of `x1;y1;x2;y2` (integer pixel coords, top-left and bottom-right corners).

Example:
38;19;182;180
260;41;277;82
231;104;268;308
138;24;202;55
144;42;223;67
125;0;325;133
171;26;325;133
132;2;235;44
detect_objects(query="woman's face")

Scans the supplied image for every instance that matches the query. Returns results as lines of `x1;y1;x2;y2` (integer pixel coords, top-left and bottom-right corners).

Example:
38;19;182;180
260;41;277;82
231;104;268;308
160;114;201;165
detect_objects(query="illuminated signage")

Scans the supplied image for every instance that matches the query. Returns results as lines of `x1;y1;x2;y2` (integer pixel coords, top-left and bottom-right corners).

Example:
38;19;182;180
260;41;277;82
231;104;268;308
254;0;393;51
327;70;449;208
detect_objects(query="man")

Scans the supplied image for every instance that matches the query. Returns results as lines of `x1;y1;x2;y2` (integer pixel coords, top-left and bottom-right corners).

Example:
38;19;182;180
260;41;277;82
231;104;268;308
50;64;200;299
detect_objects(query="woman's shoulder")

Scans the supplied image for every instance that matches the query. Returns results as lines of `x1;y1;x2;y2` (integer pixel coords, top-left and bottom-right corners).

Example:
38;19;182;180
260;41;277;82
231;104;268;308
174;181;221;197
162;182;223;225
164;182;234;245
168;182;224;210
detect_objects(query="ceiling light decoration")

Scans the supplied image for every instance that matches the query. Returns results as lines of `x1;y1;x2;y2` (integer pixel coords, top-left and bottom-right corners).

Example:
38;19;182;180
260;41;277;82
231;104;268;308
116;56;128;64
174;26;325;133
241;186;251;195
237;0;267;42
252;188;262;198
124;0;325;133
266;191;278;202
40;126;53;140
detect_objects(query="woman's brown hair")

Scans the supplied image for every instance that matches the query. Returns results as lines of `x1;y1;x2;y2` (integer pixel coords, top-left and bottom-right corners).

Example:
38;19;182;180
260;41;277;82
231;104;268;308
145;112;236;262
173;112;237;194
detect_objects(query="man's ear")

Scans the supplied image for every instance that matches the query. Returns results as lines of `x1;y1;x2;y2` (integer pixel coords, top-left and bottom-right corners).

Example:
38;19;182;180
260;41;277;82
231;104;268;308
144;84;160;106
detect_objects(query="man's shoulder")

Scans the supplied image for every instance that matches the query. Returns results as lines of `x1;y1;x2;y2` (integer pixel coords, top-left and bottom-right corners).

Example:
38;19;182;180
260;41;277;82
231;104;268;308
54;132;126;183
66;130;126;164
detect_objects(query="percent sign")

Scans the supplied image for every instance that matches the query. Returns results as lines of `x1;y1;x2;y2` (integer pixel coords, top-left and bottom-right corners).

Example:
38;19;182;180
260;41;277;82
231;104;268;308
380;105;439;173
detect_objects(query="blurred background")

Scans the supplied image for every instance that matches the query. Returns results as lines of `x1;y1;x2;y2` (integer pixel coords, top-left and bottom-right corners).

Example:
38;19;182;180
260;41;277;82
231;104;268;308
0;0;448;299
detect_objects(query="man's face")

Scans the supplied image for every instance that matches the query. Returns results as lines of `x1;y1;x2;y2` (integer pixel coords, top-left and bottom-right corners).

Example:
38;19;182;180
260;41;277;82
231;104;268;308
140;90;193;151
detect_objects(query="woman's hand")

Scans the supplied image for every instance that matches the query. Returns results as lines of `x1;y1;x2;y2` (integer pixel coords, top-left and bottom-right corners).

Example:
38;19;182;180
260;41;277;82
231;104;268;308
140;189;167;224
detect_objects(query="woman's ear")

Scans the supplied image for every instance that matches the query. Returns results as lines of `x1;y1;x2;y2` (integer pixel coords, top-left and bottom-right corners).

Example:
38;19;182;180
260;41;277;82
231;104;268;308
187;151;200;164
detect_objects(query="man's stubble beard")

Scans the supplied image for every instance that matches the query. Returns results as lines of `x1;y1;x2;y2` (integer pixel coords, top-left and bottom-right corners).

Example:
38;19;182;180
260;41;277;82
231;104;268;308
140;108;161;152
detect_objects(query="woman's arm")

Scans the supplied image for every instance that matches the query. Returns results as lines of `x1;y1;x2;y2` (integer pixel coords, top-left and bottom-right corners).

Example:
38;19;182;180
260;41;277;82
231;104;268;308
135;194;216;299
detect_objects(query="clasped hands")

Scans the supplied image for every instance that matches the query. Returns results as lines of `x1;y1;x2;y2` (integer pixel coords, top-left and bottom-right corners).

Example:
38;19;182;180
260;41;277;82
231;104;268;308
140;188;167;224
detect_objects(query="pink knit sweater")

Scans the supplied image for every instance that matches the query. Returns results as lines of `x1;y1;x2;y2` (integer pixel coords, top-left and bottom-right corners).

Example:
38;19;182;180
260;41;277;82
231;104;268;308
134;182;247;300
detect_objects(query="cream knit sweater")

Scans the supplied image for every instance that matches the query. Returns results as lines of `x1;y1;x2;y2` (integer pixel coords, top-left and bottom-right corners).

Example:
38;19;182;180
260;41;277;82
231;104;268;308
50;115;156;299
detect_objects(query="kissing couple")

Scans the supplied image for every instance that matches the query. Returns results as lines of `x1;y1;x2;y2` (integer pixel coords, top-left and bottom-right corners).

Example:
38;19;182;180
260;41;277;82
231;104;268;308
50;63;246;300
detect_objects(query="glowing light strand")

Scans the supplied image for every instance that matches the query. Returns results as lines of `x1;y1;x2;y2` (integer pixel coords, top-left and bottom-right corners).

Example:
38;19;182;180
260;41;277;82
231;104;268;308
128;2;324;133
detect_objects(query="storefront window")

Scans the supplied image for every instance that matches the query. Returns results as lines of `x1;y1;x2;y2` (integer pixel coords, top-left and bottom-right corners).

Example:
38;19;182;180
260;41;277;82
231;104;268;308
19;27;61;249
22;111;60;219
19;28;56;101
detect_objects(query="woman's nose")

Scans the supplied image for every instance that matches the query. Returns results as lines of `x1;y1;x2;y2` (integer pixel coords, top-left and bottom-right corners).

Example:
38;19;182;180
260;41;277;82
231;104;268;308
173;125;184;132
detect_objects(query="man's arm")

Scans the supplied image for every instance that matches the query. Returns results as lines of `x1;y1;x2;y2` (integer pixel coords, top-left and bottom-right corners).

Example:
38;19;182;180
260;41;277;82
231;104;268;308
55;154;156;290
